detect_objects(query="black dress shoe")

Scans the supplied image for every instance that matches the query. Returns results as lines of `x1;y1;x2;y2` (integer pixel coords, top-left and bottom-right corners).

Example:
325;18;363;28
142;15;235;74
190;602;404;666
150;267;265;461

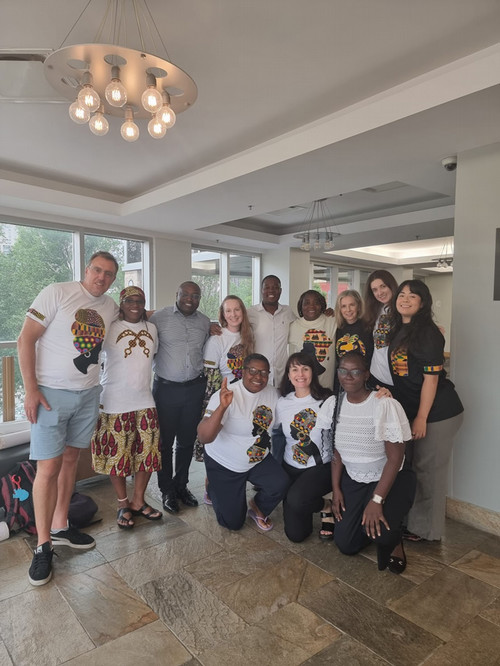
162;493;180;514
176;487;199;507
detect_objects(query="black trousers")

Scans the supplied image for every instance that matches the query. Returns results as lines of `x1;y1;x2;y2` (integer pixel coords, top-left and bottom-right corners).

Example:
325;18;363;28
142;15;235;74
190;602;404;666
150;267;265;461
282;461;332;543
153;377;206;494
204;452;289;531
334;467;416;555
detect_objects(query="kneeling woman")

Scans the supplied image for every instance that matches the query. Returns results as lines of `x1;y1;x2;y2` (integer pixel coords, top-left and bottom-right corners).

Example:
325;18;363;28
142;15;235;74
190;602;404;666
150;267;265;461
313;352;416;573
276;352;333;543
197;354;288;532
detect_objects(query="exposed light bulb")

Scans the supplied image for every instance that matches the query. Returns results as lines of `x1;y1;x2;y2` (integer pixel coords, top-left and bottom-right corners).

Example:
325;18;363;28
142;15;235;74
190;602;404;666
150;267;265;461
89;107;109;136
141;73;162;113
105;66;127;107
120;107;139;142
77;72;100;112
148;115;167;139
313;234;321;251
157;92;176;128
69;99;90;124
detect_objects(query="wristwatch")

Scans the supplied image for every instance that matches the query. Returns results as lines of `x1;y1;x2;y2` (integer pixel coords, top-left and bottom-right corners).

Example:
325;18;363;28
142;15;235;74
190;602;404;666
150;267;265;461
371;493;384;505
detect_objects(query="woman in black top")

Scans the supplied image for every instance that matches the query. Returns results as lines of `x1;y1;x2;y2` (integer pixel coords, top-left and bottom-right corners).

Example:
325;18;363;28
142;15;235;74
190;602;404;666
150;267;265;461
334;290;373;394
389;280;464;541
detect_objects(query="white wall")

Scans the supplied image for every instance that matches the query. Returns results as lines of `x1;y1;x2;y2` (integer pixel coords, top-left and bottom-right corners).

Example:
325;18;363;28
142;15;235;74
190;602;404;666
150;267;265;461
451;143;500;512
153;237;191;308
425;274;453;353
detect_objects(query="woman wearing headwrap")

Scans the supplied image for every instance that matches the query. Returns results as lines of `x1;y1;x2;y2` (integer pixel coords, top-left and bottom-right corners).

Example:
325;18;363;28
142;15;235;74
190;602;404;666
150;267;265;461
91;286;162;528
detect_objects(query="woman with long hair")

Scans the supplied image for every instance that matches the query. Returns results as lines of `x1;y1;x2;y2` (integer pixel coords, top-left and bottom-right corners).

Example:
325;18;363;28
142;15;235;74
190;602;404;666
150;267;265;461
312;352;416;573
288;290;337;389
389;279;464;541
198;295;254;499
276;352;334;542
91;286;162;528
363;270;399;388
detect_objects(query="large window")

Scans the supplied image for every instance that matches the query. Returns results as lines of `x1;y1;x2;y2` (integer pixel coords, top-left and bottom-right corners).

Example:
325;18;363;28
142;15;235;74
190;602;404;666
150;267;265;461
0;221;150;422
192;247;260;320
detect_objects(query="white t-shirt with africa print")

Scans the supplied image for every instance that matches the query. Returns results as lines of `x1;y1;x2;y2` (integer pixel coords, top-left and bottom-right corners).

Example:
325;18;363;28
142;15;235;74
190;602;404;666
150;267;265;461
26;281;118;390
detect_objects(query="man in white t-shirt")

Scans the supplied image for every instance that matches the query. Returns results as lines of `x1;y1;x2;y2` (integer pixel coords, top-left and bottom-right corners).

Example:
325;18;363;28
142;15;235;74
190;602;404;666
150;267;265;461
247;275;296;387
17;251;119;586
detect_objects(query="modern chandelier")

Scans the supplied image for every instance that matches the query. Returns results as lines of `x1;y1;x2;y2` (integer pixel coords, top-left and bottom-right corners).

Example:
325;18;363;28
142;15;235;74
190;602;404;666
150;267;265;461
43;0;197;141
435;239;454;269
293;199;340;252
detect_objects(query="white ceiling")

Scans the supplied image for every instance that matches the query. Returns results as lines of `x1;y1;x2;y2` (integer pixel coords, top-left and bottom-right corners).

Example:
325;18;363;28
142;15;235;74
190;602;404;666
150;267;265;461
1;0;500;272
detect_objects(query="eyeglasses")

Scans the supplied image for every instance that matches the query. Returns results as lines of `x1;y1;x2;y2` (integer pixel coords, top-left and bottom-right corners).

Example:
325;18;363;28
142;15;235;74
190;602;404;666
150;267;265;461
244;367;269;377
337;368;365;378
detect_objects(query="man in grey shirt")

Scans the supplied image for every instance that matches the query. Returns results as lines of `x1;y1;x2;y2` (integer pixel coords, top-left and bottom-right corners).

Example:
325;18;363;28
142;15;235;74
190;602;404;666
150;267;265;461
150;281;210;513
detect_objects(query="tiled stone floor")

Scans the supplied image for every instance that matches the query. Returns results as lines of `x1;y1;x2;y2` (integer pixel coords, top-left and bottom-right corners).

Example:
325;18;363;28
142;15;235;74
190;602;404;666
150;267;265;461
1;461;500;665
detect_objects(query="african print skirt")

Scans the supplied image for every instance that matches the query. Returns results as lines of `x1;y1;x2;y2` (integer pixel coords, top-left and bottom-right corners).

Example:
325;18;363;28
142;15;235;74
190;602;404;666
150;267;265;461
91;407;161;476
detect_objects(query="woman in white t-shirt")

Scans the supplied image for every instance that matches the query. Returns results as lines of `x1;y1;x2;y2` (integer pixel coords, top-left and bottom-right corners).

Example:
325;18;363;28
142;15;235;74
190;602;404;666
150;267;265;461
363;270;399;388
313;351;416;574
276;352;333;543
197;295;254;501
91;287;162;529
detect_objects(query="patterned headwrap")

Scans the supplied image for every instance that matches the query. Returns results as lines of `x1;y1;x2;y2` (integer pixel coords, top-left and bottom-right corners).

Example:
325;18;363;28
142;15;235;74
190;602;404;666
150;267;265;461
119;286;145;303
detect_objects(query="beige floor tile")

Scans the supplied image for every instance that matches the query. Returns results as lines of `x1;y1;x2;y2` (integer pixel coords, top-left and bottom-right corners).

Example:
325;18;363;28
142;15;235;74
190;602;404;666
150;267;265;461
300;578;442;665
303;539;415;605
217;553;316;624
111;530;221;589
0;640;13;666
0;538;32;572
56;563;157;646
424;616;500;665
64;620;194;666
197;624;311;666
185;533;290;592
388;567;499;641
417;518;491;565
300;634;390;665
138;570;247;655
452;549;500;589
256;602;340;655
0;560;34;602
479;597;500;627
0;586;94;665
95;514;193;561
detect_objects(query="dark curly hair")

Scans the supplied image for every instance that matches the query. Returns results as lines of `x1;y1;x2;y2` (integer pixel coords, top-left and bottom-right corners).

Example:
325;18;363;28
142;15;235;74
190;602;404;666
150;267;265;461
389;279;443;352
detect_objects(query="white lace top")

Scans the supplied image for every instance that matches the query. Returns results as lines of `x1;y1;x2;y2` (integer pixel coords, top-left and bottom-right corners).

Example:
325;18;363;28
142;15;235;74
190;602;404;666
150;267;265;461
313;392;411;483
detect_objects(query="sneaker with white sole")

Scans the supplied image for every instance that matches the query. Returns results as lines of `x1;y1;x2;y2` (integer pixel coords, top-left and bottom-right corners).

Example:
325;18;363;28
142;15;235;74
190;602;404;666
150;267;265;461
28;541;54;586
51;526;95;550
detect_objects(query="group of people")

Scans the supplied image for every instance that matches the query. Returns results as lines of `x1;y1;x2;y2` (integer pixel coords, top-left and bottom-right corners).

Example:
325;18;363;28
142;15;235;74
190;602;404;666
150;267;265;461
17;253;463;587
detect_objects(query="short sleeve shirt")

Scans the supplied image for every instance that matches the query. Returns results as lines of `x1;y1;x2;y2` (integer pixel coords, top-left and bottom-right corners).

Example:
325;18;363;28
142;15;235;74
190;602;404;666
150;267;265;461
26;281;118;390
204;381;279;472
203;328;244;383
389;324;464;422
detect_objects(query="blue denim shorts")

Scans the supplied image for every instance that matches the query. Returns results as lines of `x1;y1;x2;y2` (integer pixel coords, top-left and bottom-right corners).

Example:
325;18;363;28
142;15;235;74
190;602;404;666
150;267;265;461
30;385;101;460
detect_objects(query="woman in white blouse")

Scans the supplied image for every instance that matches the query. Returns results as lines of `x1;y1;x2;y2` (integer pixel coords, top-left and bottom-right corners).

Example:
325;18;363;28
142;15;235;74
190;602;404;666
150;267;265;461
314;351;416;574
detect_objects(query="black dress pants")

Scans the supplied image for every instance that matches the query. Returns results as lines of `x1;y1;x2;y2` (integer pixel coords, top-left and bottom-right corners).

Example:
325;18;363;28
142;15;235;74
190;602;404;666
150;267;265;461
153;377;206;494
334;467;416;555
282;461;332;543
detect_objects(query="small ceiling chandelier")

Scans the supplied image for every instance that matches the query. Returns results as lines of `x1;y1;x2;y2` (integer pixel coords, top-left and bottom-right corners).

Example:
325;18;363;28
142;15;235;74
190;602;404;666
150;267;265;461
435;239;454;269
293;199;340;252
44;0;197;142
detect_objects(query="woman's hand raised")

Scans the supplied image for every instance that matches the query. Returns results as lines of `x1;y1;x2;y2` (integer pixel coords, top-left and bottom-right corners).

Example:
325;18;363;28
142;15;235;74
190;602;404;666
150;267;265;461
220;377;234;409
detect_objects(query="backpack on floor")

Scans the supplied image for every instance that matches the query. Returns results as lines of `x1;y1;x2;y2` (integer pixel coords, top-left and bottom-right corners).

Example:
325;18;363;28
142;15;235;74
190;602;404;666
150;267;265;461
68;492;99;528
0;460;37;535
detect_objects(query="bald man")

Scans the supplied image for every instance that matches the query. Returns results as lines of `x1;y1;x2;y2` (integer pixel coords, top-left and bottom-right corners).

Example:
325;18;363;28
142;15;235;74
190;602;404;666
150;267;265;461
150;282;210;513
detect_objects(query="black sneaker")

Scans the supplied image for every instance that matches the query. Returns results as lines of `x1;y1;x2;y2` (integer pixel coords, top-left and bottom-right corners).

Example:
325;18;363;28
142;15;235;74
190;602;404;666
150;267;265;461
51;526;96;550
28;541;54;586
